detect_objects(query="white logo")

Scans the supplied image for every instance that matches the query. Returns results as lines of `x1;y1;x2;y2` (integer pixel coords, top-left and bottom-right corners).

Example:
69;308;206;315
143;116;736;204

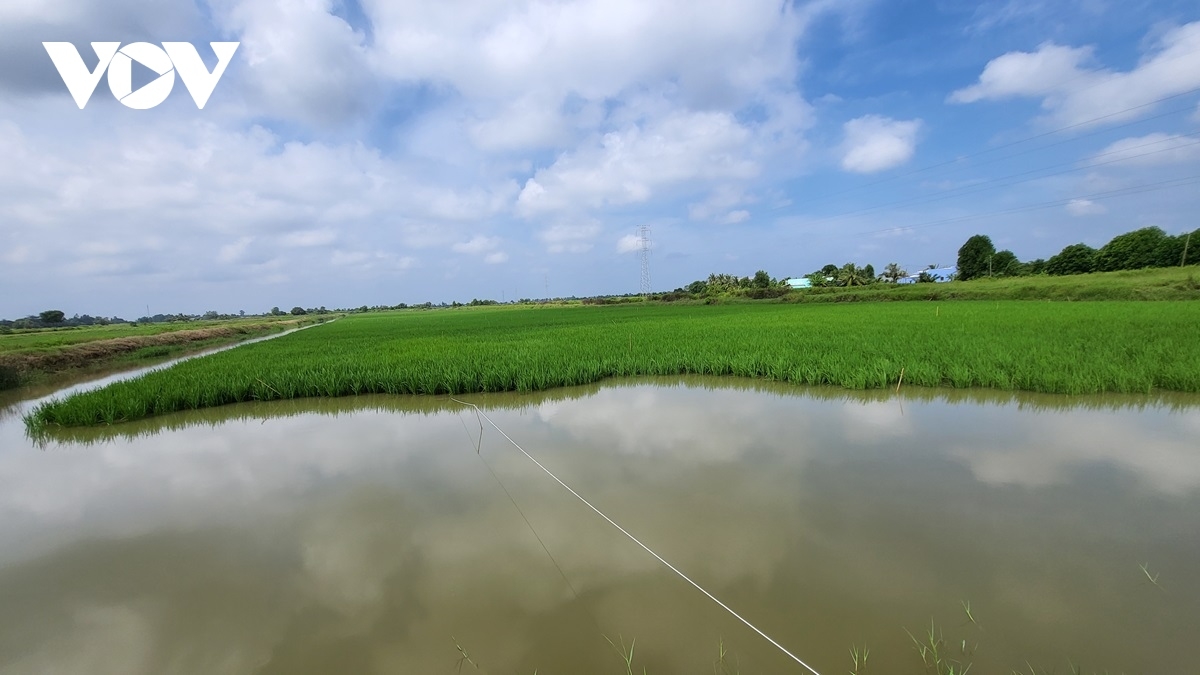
43;42;239;109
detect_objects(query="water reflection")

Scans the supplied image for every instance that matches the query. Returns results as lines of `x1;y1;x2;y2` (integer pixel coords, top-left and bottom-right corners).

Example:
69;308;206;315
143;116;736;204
0;378;1198;674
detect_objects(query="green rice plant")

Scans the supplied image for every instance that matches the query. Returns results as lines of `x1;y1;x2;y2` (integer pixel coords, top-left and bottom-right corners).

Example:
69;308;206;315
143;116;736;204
23;301;1200;430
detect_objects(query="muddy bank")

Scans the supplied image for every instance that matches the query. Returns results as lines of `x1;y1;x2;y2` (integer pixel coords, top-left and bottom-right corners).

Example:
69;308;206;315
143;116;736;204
0;320;314;389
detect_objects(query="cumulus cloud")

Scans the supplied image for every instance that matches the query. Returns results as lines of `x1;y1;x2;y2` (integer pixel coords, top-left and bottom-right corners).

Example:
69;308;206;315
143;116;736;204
538;221;602;253
616;234;642;254
839;115;922;174
516;110;757;215
211;0;376;127
688;184;755;223
949;21;1200;126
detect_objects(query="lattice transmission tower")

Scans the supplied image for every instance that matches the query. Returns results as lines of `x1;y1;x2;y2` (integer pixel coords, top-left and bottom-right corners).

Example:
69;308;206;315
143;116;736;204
638;224;652;298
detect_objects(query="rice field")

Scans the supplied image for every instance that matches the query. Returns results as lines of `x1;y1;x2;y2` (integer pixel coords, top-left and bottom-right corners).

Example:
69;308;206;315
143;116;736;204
25;301;1200;430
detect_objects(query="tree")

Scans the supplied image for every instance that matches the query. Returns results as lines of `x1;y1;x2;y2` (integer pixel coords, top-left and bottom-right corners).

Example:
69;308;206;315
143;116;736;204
863;264;875;280
1046;243;1097;276
270;306;284;316
751;270;772;289
991;250;1020;276
820;264;839;278
957;234;996;280
804;271;829;288
837;263;869;287
290;306;307;315
1095;226;1170;271
39;310;65;324
916;270;936;283
882;263;907;283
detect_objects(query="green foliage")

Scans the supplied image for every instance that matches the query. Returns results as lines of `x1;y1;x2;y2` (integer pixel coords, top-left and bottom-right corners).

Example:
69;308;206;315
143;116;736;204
956;235;996;280
1022;258;1047;275
991;249;1020;276
26;300;1200;429
1046;243;1098;276
39;310;65;324
1095;226;1172;271
290;306;307;315
838;263;871;286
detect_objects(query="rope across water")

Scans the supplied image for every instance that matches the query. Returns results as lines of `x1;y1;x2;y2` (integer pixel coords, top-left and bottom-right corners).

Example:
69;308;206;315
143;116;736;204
449;397;822;675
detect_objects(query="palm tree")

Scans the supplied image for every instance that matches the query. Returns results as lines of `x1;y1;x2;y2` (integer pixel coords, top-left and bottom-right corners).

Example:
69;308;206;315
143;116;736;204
838;263;868;287
882;262;907;283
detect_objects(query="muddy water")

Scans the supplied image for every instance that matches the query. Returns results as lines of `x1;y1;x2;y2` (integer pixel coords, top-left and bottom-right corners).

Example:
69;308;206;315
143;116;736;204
1;378;1198;674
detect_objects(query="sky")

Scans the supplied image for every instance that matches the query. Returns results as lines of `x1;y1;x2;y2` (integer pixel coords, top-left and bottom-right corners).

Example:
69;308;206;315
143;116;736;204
1;0;1199;318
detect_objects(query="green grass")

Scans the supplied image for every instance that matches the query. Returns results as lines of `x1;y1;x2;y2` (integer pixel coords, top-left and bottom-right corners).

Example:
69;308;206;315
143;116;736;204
24;301;1200;430
777;266;1200;303
0;316;299;355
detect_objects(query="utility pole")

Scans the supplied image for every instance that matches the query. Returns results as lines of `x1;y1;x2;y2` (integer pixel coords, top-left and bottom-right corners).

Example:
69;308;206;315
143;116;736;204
1182;231;1191;267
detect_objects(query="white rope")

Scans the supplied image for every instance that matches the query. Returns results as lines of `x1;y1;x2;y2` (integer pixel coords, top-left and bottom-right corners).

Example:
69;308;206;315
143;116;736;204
449;398;822;675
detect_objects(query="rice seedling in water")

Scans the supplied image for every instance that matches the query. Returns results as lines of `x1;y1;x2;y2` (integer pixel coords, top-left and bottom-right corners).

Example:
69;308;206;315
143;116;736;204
604;634;644;675
848;644;869;675
1139;562;1162;589
906;619;976;675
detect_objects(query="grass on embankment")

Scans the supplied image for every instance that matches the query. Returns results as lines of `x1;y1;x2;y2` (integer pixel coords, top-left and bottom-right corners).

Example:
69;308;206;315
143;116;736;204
0;317;320;390
24;301;1200;430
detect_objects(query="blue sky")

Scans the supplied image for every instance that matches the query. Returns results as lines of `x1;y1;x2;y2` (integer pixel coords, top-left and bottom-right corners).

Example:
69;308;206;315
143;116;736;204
2;0;1199;317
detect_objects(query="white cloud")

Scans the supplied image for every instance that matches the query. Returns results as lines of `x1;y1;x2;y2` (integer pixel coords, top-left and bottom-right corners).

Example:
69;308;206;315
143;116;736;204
538;221;602;253
280;229;337;248
483;251;508;264
616;234;642;253
451;235;501;255
1093;133;1200;167
839;115;922;174
366;0;809;105
949;22;1200;126
688;184;755;223
516;110;757;215
217;237;254;263
212;0;376;127
718;210;750;224
1065;198;1106;216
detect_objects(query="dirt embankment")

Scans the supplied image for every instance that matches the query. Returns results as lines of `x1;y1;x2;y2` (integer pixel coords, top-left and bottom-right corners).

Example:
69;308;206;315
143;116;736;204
0;321;301;379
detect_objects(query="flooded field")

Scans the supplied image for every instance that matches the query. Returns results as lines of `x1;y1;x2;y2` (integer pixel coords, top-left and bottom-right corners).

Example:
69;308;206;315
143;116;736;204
1;376;1198;674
